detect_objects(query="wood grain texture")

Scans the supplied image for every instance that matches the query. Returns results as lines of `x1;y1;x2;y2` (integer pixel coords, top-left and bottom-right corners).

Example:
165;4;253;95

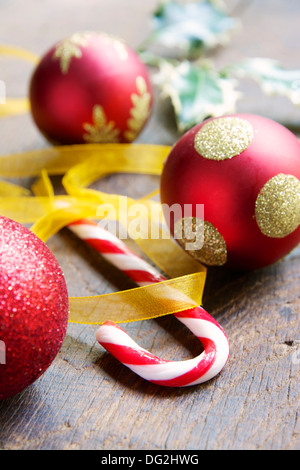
0;0;299;450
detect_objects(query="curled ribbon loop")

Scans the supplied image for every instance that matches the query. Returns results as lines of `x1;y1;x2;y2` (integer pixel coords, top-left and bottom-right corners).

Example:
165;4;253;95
0;143;207;325
0;44;39;118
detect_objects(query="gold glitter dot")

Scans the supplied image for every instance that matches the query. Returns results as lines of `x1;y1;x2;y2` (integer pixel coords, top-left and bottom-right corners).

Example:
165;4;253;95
194;117;254;161
174;217;227;266
255;173;300;238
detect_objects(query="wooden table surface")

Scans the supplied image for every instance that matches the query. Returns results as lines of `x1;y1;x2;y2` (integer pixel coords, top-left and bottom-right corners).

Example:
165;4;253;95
0;0;299;450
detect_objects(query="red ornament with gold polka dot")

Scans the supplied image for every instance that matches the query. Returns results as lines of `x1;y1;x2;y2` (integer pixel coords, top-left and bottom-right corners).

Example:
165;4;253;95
29;31;153;145
160;114;300;270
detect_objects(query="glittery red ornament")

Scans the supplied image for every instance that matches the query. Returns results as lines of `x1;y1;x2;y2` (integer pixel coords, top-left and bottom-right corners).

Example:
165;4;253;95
160;114;300;270
0;217;69;400
29;31;153;145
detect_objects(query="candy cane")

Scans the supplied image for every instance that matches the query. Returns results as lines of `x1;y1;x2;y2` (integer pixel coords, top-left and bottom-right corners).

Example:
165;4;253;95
68;219;230;387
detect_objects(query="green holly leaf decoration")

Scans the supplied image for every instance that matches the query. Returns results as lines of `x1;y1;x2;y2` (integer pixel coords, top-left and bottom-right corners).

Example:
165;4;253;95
154;59;240;132
140;3;300;133
225;58;300;105
142;0;239;58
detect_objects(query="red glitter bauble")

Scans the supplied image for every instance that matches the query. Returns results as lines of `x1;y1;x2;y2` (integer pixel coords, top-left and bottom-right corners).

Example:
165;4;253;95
0;217;69;400
29;31;153;145
160;114;300;270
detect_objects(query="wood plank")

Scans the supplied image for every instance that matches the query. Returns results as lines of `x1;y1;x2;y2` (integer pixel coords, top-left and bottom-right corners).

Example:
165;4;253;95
0;0;299;450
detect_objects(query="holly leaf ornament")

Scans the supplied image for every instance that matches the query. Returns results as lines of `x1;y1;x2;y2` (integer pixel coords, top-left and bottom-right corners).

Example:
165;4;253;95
225;58;300;106
142;0;239;58
139;2;300;133
154;59;240;132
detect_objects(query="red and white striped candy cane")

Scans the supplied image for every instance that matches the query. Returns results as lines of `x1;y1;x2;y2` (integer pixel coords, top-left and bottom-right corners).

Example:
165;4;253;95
68;219;230;387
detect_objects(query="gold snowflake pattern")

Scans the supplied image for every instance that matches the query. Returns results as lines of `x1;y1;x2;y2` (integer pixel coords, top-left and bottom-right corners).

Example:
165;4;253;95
97;32;128;61
82;105;120;143
109;37;128;61
124;76;152;142
53;32;92;74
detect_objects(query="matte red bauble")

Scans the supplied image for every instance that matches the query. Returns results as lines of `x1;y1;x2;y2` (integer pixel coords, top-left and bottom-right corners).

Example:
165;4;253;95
0;217;69;400
160;114;300;270
29;31;153;144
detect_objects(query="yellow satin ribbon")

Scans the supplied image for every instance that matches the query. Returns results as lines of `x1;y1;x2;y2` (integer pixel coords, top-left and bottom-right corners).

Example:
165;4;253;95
0;98;31;118
0;44;38;118
0;45;207;325
0;145;207;324
0;44;39;64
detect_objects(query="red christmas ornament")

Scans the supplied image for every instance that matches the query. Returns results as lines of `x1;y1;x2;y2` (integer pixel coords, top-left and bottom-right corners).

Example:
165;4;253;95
0;217;69;400
29;31;153;144
160;114;300;270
